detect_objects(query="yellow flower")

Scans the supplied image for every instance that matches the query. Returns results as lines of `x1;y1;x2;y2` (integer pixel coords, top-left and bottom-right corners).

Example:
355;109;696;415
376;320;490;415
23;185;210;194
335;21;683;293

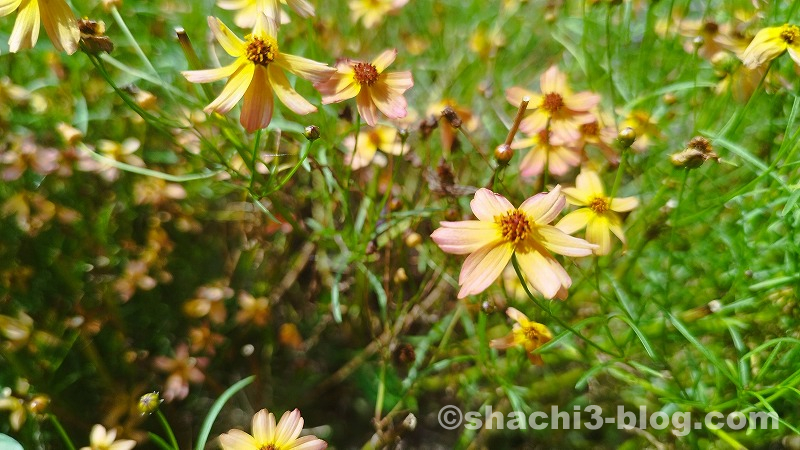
556;170;638;255
0;0;80;54
343;125;404;169
489;307;553;366
182;16;335;133
79;424;136;450
217;0;314;29
431;187;596;299
219;408;327;450
315;49;413;127
740;24;800;69
348;0;408;29
511;129;581;177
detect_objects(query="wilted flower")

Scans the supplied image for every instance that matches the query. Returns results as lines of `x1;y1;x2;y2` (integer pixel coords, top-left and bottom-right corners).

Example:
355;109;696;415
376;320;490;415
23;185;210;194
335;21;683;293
79;424;136;450
556;170;638;255
349;0;408;29
506;66;600;143
219;408;327;450
315;49;413;127
740;24;800;69
431;187;596;299
183;16;335;132
0;0;80;54
489;307;553;365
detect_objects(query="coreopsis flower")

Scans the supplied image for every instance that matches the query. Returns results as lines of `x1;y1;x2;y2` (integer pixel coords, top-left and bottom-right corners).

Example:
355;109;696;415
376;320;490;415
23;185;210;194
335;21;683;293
431;187;596;299
79;425;136;450
182;16;335;133
236;291;270;326
349;0;408;29
183;283;234;324
506;66;600;143
152;344;208;402
740;24;800;69
490;307;552;365
315;49;413;127
217;0;314;28
343;125;404;169
511;129;581;177
620;110;661;153
96;138;144;182
219;408;327;450
0;392;26;431
0;0;80;54
556;170;638;255
575;111;619;165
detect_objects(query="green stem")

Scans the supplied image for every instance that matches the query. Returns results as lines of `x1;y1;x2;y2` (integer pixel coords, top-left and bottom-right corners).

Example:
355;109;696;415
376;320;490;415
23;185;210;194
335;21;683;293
49;415;76;450
250;130;263;191
608;145;628;200
157;410;179;450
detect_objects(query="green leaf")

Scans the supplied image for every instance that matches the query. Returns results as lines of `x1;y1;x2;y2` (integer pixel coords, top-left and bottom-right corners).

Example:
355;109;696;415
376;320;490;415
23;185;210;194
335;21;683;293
194;376;256;450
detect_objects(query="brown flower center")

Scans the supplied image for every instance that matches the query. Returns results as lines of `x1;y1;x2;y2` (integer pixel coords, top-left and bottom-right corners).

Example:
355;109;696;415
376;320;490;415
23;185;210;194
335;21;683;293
581;122;599;136
589;197;608;214
498;210;531;243
523;325;541;343
245;35;278;66
259;445;278;450
353;62;379;86
781;25;800;45
542;92;564;114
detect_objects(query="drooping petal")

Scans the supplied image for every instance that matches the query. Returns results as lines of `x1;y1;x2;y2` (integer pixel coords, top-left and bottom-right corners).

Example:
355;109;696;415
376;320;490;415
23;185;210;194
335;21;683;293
8;0;40;52
515;250;563;299
457;242;513;298
285;435;328;450
489;333;517;350
609;196;638;212
555;208;592;234
537;225;597;257
268;64;316;115
740;26;787;69
788;45;800;67
39;0;78;54
286;0;315;17
182;62;239;83
370;82;408;120
219;429;259;450
470;188;515;221
519;147;546;178
518;185;565;225
276;53;337;83
431;220;501;254
355;88;378;126
586;215;612;255
205;62;254;114
575;170;605;197
371;48;397;72
208;16;244;57
240;65;274;132
0;0;23;17
274;409;303;446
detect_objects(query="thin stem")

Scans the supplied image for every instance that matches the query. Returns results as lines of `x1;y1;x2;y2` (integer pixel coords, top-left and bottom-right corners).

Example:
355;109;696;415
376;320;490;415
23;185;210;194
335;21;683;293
608;145;628;200
49;415;77;450
157;410;179;450
250;130;263;191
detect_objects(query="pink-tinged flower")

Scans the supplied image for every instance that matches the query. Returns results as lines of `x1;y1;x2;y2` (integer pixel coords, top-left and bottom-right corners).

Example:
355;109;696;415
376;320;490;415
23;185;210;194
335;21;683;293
0;0;80;54
511;129;581;177
506;66;599;143
152;344;208;402
217;0;314;29
574;111;620;165
349;0;408;29
556;170;638;255
315;49;413;127
489;307;553;366
431;187;596;299
182;16;335;133
219;408;327;450
79;424;136;450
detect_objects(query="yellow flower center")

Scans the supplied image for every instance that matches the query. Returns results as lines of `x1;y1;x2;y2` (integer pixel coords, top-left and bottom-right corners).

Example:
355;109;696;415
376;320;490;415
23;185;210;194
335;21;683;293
542;92;564;114
589;197;608;214
245;35;278;66
353;62;380;86
781;25;800;45
498;210;531;244
523;324;541;343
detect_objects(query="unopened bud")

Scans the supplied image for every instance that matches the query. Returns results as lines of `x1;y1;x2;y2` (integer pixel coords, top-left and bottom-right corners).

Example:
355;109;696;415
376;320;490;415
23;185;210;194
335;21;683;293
404;232;422;248
393;268;408;283
494;144;514;165
138;392;162;415
617;127;636;148
444;207;460;221
481;300;497;314
442;106;462;129
27;395;50;414
662;93;677;105
57;123;84;145
304;125;320;141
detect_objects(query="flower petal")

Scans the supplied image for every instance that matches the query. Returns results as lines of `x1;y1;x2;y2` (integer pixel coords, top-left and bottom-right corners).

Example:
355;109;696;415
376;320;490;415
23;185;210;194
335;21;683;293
519;147;546;178
182;62;239;83
208;16;244;57
268;64;316;115
609;196;638;212
505;86;538;108
370;82;408;120
470;188;515;221
8;0;40;53
537;225;597;257
252;409;273;444
371;48;397;72
457;242;513;298
220;429;258;450
0;0;22;17
431;220;501;255
382;71;413;92
240;65;274;132
540;66;565;93
316;71;360;104
205;62;254;115
740;26;787;69
287;0;315;17
575;170;605;197
564;91;600;112
489;332;517;350
515;250;564;300
356;88;378;126
39;0;78;54
505;306;529;325
286;435;328;450
518;185;565;225
276;53;336;83
555;208;592;234
274;409;303;446
586;215;612;255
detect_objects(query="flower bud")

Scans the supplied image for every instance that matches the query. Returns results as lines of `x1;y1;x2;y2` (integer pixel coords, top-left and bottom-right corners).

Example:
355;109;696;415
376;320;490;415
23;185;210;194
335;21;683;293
494;144;514;165
670;136;719;169
304;125;320;141
441;106;462;129
393;268;408;283
617;127;636;148
404;232;422;248
138;392;161;415
26;395;50;414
